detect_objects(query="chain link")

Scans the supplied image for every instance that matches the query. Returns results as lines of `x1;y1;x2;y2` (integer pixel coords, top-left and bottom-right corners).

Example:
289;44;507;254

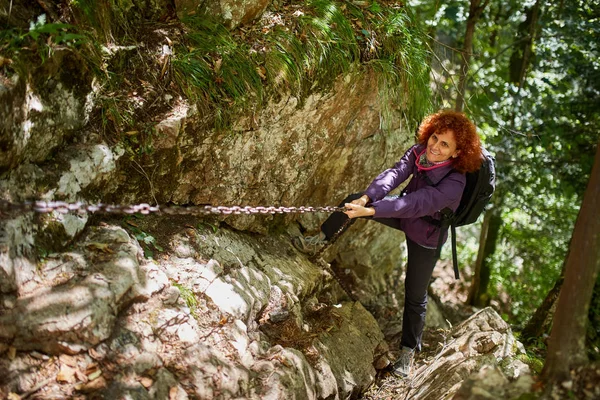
310;218;358;301
0;199;357;299
0;199;346;218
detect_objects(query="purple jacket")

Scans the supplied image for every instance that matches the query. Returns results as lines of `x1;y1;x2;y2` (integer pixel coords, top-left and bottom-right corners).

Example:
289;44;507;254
364;144;466;248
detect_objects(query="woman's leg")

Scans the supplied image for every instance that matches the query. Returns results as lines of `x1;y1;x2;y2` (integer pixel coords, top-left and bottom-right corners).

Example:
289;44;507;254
320;193;363;240
321;194;405;239
400;237;438;352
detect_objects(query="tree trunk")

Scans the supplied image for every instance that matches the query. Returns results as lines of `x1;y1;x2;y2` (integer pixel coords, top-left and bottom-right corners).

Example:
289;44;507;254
522;245;570;342
521;274;564;342
455;0;489;112
467;210;490;305
488;4;504;49
509;0;542;87
541;142;600;383
467;208;501;307
586;276;600;360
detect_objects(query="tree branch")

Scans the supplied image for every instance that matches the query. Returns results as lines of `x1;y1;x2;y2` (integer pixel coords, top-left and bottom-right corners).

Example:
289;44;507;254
425;40;463;103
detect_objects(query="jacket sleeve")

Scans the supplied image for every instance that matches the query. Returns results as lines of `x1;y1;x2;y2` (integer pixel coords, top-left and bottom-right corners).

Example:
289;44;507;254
363;145;417;202
371;172;466;219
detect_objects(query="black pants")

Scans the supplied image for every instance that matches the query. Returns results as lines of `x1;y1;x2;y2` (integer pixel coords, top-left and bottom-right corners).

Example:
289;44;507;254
320;193;438;352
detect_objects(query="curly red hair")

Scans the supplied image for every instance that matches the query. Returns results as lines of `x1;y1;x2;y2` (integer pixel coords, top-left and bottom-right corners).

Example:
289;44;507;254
417;110;482;173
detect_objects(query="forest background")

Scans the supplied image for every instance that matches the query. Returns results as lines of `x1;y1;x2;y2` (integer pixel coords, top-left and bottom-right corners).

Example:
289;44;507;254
413;0;600;367
1;0;599;393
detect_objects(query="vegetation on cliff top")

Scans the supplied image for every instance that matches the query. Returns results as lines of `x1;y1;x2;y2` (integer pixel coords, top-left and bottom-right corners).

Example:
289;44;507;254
1;0;432;137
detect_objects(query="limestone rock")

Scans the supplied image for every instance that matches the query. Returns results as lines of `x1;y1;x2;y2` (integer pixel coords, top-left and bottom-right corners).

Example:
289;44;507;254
453;364;535;400
0;225;164;354
0;50;93;172
203;0;271;28
403;307;529;400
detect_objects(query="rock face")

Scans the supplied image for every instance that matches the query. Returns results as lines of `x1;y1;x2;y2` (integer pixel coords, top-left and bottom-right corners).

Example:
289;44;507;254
0;218;388;399
0;50;93;171
1;27;412;399
175;0;272;28
0;216;533;400
100;68;410;236
407;308;531;399
364;307;534;400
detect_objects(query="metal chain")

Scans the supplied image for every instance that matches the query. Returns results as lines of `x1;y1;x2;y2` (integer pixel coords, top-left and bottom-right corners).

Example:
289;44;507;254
310;218;355;261
0;198;358;300
310;218;358;301
315;256;358;302
0;199;346;217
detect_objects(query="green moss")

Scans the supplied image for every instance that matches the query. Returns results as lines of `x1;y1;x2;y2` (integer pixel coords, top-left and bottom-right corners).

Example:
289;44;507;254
516;353;544;375
172;281;199;319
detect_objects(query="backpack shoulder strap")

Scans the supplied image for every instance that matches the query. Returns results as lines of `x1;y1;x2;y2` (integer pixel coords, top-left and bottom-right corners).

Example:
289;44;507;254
451;224;459;279
433;222;460;280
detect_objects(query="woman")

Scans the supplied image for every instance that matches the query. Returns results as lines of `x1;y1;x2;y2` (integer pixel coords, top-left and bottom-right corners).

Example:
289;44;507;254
293;110;483;378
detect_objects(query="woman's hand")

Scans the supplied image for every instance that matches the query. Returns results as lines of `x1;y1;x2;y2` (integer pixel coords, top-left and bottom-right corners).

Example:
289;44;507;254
350;194;371;207
344;203;375;219
350;195;371;207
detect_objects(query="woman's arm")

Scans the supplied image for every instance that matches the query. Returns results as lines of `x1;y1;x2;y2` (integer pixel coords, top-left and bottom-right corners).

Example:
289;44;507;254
370;172;466;219
363;145;418;202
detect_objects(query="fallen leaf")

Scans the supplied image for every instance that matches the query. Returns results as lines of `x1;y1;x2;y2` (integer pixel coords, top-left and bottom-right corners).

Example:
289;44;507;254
59;354;77;367
0;56;13;67
8;346;16;360
86;243;113;253
76;376;107;393
139;376;153;388
256;66;267;80
87;369;102;381
185;228;196;237
7;393;21;400
57;365;77;383
88;348;102;360
214;58;222;73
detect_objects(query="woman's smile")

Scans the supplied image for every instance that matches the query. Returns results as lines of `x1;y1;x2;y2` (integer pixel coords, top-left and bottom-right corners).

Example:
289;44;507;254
426;130;460;163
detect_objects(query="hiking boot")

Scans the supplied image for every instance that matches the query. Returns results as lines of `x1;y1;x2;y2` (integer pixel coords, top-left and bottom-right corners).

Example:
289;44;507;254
390;346;414;378
292;233;327;257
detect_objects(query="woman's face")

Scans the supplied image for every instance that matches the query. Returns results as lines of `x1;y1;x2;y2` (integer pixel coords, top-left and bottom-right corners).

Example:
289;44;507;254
427;129;460;163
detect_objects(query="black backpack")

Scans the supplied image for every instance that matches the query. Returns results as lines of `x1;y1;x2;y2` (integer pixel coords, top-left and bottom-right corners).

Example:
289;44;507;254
424;147;496;279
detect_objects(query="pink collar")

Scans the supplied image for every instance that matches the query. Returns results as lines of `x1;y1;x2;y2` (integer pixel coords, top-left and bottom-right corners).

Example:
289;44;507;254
414;148;454;171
